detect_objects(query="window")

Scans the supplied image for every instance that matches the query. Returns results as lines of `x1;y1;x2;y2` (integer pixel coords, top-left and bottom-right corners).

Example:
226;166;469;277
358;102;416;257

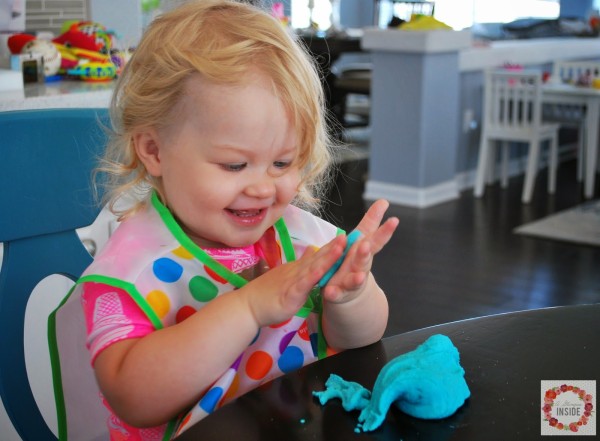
435;0;560;30
291;0;334;29
291;0;562;31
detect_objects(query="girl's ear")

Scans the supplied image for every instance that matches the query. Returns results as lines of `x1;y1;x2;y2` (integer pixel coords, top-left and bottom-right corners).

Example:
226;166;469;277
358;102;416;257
134;130;162;177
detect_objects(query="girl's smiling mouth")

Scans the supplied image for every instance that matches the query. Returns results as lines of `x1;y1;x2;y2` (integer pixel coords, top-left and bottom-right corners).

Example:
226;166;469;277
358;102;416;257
225;208;267;225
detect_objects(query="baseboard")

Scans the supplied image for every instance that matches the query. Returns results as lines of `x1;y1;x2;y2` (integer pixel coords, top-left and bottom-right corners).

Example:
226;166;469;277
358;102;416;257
364;179;460;208
365;150;576;208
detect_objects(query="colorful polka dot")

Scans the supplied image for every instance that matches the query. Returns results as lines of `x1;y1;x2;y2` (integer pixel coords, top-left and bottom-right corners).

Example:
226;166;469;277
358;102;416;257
279;331;296;354
249;329;260;345
310;333;319;356
222;373;240;402
199;386;223;413
278;346;304;373
146;290;171;318
231;354;243;370
205;266;227;284
152;257;183;283
245;351;273;380
175;305;196;323
176;413;192;434
188;276;219;302
298;320;309;341
172;246;193;259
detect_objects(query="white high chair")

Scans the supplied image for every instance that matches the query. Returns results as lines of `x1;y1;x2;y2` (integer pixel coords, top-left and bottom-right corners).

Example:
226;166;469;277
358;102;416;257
474;70;560;204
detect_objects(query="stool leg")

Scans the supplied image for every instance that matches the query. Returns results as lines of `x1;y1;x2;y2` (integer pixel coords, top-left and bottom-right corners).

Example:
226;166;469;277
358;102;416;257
577;122;585;182
474;135;491;197
548;133;558;194
522;136;540;203
485;141;496;185
501;141;509;188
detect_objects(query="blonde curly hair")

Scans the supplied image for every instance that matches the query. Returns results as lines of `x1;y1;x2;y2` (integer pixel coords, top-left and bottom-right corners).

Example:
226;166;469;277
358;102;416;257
98;0;336;219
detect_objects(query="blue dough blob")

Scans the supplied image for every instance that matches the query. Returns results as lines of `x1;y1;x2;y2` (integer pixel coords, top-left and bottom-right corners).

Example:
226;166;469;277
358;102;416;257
359;334;470;430
312;374;371;411
318;230;362;287
313;334;470;432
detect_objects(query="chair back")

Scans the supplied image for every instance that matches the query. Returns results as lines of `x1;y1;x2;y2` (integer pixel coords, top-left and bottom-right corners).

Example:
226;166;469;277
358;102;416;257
552;60;600;86
483;70;544;133
0;108;109;440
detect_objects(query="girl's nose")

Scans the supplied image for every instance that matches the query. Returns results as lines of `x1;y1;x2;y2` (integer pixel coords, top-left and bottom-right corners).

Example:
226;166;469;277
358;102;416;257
245;175;276;199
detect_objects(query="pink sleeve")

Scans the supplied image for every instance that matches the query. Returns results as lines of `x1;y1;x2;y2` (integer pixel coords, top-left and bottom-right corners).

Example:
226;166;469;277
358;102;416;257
81;282;155;365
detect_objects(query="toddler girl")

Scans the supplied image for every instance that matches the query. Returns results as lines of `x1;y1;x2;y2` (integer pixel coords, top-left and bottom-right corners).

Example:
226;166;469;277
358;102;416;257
50;1;398;440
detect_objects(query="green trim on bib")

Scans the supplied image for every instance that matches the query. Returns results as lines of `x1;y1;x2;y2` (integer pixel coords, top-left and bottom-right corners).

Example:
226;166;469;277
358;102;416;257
48;285;74;440
316;312;329;359
162;419;177;441
150;193;327;320
274;217;296;263
151;193;248;288
49;195;337;440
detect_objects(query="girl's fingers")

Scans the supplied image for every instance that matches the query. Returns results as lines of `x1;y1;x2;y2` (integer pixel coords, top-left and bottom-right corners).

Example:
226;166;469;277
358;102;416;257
343;239;372;273
353;200;399;253
368;217;399;254
300;235;346;283
355;199;390;235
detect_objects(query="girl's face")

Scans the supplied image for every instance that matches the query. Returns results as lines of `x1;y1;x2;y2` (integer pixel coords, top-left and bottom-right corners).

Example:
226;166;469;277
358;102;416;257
136;70;301;249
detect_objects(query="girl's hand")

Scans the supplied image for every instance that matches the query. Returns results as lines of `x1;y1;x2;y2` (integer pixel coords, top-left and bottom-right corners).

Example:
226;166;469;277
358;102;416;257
322;199;398;304
240;235;346;328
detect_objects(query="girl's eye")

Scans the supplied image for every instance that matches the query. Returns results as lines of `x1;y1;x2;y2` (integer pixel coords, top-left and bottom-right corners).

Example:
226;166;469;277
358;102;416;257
273;160;291;169
221;163;247;172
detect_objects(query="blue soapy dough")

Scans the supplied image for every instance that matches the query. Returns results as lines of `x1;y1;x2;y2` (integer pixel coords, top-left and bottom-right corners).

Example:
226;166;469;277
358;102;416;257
313;334;470;432
359;334;471;430
313;374;371;412
318;230;362;287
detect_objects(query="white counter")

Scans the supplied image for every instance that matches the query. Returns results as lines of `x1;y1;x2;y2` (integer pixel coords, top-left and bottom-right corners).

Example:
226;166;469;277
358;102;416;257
360;28;600;72
362;28;472;53
459;37;600;72
0;79;113;112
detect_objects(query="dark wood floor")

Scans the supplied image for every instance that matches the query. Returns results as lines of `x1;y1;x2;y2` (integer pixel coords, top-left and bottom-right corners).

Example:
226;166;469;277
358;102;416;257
322;156;600;337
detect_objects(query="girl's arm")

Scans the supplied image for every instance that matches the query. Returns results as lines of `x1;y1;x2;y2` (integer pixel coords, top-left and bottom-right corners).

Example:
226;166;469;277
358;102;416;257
320;199;399;350
93;235;346;428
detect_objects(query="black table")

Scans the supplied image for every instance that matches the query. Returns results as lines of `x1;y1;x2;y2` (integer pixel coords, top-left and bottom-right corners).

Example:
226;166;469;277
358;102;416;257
176;304;599;440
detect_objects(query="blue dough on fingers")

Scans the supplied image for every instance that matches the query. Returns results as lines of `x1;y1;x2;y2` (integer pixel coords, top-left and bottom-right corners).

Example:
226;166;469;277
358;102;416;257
313;334;470;432
318;229;362;287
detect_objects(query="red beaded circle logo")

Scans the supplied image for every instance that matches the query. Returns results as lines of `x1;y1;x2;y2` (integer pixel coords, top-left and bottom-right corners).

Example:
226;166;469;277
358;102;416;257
542;384;594;433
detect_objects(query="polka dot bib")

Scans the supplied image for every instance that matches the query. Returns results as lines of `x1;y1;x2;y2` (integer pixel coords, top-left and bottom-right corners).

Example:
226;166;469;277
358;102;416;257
51;193;342;440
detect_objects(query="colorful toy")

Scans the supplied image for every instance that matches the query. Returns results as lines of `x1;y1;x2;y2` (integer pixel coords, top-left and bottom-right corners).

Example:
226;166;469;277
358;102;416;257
6;20;119;81
53;21;113;55
53;21;117;80
20;39;61;76
6;33;36;54
8;34;62;78
67;61;117;82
